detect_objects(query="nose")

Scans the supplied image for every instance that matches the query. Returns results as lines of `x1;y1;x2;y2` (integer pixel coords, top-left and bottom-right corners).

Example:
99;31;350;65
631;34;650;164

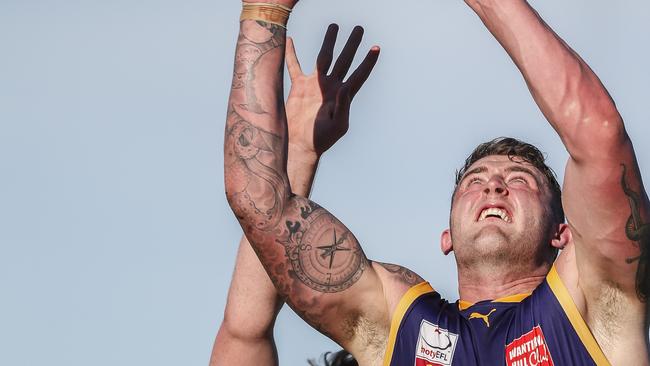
483;176;508;196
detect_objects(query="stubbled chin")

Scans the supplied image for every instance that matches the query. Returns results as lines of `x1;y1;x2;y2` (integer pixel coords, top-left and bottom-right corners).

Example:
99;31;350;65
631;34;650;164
472;226;512;246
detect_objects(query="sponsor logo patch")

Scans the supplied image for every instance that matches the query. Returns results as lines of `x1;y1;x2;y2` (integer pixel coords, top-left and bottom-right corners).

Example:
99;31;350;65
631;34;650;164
415;320;458;366
505;325;554;366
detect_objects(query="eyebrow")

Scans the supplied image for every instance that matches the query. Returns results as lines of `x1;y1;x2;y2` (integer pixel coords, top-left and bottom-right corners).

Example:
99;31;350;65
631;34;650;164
460;165;541;185
460;166;488;183
465;166;487;176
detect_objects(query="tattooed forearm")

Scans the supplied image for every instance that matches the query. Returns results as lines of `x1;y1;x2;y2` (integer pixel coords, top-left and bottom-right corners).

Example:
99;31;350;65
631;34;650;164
377;262;423;286
231;21;285;98
224;20;366;303
225;109;288;231
225;20;289;229
620;164;650;302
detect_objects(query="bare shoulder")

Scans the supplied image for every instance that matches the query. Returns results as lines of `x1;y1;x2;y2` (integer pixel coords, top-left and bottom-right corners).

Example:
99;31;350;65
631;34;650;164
556;244;649;365
374;261;425;287
371;261;427;315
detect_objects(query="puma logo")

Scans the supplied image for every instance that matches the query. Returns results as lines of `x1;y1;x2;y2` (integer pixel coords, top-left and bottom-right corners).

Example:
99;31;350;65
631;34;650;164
469;308;496;327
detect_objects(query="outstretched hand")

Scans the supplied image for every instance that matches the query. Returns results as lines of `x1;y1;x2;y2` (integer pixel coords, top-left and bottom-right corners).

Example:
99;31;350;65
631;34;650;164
285;24;380;159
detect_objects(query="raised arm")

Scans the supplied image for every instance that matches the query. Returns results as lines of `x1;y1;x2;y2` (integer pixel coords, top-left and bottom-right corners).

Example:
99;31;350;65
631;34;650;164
223;3;411;361
212;25;380;365
211;236;282;366
464;0;649;361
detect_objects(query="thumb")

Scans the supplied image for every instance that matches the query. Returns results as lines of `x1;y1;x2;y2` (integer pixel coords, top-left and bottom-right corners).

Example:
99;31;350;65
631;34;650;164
285;37;303;80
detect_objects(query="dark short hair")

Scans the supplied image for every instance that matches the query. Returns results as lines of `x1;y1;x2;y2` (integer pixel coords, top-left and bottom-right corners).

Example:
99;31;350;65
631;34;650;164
454;137;564;224
308;350;357;366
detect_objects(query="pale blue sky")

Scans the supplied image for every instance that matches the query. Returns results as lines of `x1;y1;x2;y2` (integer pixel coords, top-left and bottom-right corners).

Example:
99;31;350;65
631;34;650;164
1;1;648;365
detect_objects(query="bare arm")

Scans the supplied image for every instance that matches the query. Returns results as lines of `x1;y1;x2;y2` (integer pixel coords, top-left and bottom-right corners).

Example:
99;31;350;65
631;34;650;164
464;0;649;361
223;5;407;361
224;14;377;350
212;25;380;365
212;152;317;366
211;236;283;366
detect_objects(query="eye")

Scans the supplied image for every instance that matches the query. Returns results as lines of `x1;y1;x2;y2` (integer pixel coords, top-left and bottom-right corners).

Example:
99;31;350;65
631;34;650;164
508;176;528;185
466;177;482;186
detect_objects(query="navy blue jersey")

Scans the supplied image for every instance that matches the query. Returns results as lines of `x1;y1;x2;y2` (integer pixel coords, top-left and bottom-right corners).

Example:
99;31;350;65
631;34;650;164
383;266;610;366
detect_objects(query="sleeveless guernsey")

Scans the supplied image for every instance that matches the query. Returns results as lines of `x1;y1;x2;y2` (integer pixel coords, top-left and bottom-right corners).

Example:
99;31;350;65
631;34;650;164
383;266;610;366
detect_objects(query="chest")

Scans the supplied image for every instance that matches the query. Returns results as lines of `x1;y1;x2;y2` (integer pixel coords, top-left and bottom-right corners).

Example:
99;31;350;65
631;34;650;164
388;296;599;366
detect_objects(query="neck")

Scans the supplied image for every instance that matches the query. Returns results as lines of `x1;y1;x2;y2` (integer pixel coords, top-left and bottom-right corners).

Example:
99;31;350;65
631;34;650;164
457;264;550;303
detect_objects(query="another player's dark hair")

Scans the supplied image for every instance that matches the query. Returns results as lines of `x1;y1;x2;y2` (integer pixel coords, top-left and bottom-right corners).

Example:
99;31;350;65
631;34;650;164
454;137;564;224
307;350;357;366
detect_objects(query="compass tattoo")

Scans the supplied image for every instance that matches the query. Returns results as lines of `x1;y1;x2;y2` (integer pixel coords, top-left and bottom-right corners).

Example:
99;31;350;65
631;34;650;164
621;164;650;302
284;207;365;293
318;229;351;269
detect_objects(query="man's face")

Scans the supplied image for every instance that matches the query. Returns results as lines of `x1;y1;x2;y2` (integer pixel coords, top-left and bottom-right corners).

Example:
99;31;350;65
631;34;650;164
448;155;556;270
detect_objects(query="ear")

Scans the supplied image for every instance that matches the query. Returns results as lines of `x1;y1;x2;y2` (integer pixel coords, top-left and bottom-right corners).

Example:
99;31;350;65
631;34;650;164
550;223;571;250
440;229;453;255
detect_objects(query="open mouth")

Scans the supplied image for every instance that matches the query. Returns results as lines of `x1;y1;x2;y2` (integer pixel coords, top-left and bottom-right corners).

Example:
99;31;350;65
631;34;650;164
478;207;512;223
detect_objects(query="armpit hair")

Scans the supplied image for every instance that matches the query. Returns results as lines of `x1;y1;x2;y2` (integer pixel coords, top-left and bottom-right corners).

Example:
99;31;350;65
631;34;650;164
341;311;388;363
588;281;625;350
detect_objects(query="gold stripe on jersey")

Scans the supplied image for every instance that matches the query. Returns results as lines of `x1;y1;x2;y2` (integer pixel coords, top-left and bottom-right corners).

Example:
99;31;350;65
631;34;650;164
458;293;531;311
547;265;611;366
383;282;435;366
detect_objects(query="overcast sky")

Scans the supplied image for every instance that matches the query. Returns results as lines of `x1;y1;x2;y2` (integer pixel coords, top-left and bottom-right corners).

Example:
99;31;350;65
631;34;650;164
1;0;648;365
